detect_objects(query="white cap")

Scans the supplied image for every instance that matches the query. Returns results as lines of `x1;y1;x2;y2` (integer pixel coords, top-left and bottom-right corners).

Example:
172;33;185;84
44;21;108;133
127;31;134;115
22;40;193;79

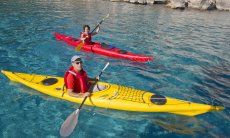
71;55;81;62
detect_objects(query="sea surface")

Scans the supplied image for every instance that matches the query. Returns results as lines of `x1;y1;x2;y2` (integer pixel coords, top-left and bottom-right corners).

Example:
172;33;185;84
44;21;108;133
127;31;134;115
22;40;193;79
0;0;229;137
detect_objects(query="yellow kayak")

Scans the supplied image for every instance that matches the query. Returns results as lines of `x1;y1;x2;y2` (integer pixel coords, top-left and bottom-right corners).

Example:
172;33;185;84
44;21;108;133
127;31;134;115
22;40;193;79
1;70;224;116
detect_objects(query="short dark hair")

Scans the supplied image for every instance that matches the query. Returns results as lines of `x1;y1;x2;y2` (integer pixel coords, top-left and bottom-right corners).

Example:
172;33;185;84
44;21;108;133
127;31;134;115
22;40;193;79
83;25;90;30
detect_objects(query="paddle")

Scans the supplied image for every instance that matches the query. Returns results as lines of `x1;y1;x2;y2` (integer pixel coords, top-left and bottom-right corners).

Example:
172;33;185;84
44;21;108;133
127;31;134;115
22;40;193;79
60;62;110;137
75;14;110;51
75;42;84;51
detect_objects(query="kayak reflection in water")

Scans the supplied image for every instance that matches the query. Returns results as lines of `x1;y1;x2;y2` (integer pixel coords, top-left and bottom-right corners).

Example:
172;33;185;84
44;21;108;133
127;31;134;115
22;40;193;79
64;55;100;98
80;25;100;45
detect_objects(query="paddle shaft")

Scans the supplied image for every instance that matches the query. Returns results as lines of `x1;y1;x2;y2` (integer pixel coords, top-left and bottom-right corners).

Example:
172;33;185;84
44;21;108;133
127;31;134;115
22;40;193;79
90;14;109;34
78;80;98;110
78;62;109;110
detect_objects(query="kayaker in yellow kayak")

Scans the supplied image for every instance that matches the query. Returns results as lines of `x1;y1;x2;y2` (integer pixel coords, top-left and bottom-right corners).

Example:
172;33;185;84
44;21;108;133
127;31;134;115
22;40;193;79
80;25;100;45
64;55;99;98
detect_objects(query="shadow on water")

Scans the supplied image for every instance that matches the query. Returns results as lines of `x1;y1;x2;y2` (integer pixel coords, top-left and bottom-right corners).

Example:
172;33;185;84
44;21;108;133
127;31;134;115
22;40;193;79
190;61;230;128
191;61;230;108
75;105;208;136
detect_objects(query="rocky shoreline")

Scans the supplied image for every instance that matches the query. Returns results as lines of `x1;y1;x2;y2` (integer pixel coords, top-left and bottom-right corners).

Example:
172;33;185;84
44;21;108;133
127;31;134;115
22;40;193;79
109;0;230;11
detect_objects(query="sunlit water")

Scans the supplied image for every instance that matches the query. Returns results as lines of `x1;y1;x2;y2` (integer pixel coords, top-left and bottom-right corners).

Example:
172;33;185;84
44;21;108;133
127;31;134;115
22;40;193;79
0;0;229;137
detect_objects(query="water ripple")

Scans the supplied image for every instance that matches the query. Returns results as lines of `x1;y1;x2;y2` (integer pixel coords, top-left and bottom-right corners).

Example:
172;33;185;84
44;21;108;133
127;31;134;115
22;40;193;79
0;0;230;137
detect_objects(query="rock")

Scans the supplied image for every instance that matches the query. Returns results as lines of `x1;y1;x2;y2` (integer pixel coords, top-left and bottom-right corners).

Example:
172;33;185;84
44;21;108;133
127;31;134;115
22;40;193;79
111;0;229;11
110;0;123;1
207;1;217;10
129;0;147;4
154;0;167;4
146;0;155;4
138;0;147;4
167;0;186;9
189;0;216;10
130;0;139;3
216;0;230;10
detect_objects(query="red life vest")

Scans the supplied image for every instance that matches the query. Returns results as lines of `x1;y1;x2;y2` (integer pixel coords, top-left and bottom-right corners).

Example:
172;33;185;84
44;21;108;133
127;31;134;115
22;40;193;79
81;32;92;45
64;66;90;93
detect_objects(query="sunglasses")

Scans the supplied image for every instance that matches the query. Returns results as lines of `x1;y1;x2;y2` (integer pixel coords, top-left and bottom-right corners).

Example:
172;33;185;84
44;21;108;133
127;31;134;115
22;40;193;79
75;61;83;65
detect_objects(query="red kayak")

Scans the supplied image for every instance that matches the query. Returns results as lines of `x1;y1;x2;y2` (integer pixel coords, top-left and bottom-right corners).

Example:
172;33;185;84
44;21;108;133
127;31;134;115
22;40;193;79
54;32;153;62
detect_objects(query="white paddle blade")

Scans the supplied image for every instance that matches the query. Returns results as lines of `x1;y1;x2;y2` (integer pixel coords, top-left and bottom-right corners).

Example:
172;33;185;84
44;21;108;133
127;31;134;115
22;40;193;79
102;14;109;22
60;109;80;137
105;13;110;18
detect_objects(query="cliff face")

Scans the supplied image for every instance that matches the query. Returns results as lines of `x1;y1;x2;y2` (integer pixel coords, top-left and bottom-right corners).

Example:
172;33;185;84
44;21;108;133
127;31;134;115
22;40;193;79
216;0;230;10
167;0;217;10
109;0;230;11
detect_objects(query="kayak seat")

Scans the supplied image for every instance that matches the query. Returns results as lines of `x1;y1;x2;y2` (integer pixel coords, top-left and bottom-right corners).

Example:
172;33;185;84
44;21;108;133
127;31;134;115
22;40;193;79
42;78;58;86
101;43;115;50
118;49;128;54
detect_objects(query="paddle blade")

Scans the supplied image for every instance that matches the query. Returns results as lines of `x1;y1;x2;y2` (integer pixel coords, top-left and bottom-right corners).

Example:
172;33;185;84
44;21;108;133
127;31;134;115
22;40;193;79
60;109;80;137
105;13;110;19
102;62;109;71
98;14;109;25
76;42;83;51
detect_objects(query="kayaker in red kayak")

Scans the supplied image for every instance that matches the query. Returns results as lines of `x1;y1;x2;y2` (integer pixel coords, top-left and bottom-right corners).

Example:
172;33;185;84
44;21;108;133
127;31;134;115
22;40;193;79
64;55;99;98
80;25;100;45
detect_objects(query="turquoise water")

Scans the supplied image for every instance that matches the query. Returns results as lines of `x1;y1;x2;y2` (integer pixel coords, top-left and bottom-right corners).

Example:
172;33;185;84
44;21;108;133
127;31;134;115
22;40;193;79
0;0;230;137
